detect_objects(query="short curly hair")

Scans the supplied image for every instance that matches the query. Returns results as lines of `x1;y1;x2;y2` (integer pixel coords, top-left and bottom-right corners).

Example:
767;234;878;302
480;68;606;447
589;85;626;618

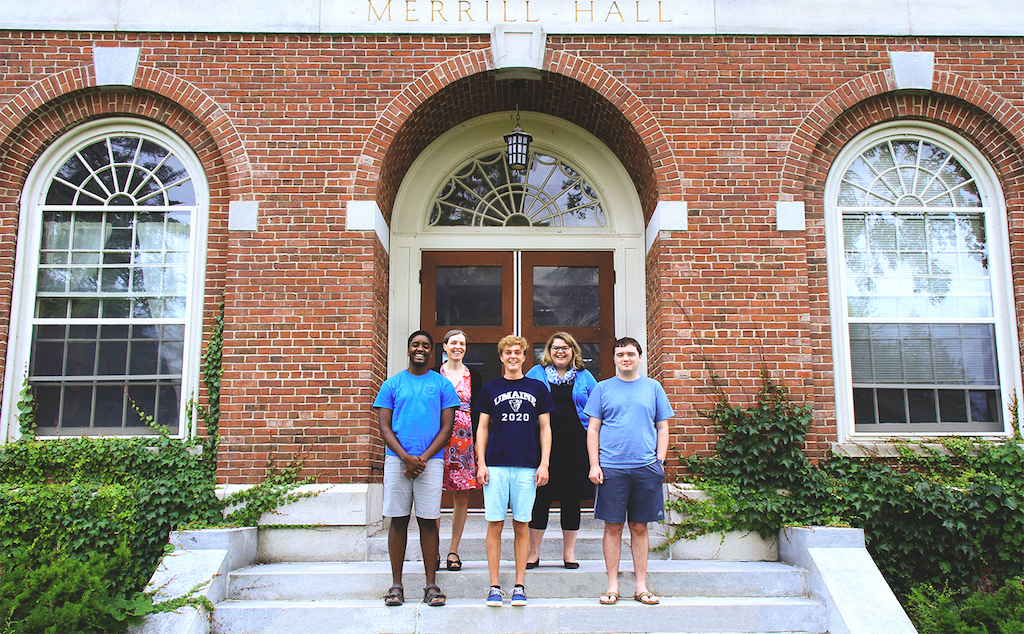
497;334;528;354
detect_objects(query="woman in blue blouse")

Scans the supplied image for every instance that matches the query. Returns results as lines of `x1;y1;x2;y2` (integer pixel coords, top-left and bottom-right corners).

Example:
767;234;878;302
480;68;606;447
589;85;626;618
524;331;598;568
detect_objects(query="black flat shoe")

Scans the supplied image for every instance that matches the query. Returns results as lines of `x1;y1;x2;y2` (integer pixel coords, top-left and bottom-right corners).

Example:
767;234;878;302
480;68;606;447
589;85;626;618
525;559;540;569
446;552;462;571
563;561;580;569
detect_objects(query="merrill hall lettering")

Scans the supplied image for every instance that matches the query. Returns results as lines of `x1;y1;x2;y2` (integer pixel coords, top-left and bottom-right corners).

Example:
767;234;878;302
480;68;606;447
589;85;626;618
367;0;672;23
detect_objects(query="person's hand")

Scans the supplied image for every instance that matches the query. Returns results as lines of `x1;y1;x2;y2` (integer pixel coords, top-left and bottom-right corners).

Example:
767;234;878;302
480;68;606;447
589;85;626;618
535;465;549;486
402;454;426;478
477;463;489;486
589;464;603;484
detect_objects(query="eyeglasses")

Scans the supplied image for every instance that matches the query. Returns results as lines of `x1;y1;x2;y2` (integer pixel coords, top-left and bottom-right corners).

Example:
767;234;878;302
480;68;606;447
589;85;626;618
550;346;571;352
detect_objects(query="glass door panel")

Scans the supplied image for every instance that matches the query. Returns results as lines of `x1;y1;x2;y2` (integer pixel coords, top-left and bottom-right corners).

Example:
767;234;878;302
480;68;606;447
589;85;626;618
523;251;614;379
421;251;512;384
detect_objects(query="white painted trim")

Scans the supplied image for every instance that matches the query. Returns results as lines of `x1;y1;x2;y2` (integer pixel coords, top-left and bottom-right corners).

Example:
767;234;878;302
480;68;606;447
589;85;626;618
776;201;806;232
889;51;934;90
346;200;389;253
646;200;687;253
6;0;1022;36
0;118;210;442
92;46;140;86
491;24;545;70
824;122;1022;442
388;112;646;377
228;200;259;231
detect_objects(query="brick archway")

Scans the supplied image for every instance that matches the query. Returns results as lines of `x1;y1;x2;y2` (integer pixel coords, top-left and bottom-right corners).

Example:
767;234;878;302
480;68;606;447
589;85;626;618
780;70;1024;201
0;64;254;200
353;49;679;225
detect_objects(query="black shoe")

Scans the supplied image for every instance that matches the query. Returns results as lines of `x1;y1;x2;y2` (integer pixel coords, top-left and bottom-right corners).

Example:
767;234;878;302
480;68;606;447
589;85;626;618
564;561;580;569
525;559;539;569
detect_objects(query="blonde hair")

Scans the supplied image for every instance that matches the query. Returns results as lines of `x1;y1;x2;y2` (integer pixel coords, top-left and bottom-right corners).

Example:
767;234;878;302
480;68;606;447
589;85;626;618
497;334;528;354
540;331;586;371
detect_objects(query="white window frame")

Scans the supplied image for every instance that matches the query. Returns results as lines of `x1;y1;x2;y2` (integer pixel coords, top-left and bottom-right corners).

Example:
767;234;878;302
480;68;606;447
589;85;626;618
1;118;209;441
826;121;1022;441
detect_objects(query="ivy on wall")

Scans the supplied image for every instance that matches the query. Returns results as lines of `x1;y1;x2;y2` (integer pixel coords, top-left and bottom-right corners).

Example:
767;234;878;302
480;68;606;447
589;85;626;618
0;302;315;633
670;371;1024;605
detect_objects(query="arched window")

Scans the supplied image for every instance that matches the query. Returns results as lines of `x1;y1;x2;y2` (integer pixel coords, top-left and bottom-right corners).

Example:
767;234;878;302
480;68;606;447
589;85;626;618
431;152;606;227
3;120;208;438
828;124;1020;436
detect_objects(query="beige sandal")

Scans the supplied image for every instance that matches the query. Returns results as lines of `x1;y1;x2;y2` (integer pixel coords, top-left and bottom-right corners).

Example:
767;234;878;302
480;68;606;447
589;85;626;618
599;591;619;605
633;591;659;605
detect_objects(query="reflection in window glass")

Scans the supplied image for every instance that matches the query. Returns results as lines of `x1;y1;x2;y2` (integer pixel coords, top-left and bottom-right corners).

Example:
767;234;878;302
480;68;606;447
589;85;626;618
839;134;1003;433
435;266;502;327
29;132;197;436
533;266;599;327
431;152;605;227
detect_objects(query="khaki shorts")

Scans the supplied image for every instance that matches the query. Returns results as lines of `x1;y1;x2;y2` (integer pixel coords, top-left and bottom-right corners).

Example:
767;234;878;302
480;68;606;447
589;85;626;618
382;454;444;519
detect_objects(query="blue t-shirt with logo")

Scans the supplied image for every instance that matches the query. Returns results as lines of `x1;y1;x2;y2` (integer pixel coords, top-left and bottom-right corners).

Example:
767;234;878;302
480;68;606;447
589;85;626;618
475;376;555;468
374;370;460;460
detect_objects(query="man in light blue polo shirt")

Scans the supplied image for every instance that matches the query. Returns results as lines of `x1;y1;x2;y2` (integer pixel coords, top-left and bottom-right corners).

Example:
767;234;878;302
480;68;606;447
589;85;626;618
585;336;672;606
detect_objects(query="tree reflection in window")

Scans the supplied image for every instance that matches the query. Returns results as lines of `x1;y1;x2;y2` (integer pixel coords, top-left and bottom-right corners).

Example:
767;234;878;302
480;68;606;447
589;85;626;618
30;132;196;436
431;152;605;227
838;135;1002;432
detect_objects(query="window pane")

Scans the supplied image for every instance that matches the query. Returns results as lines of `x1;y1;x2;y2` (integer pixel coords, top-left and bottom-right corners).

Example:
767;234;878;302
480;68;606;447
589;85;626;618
435;266;502;327
533;266;599;327
431;152;605;227
28;132;195;435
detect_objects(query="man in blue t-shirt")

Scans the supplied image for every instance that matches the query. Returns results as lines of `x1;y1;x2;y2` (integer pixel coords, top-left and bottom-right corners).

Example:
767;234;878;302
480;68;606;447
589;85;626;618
475;335;554;607
374;330;459;608
584;337;673;606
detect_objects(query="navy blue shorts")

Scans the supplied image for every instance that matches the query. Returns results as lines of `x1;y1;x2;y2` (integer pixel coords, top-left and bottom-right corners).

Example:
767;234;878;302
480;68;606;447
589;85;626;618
593;462;665;524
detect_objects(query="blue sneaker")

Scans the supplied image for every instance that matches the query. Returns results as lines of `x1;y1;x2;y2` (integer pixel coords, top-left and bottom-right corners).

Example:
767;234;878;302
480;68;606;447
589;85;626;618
486;586;504;607
510;585;527;606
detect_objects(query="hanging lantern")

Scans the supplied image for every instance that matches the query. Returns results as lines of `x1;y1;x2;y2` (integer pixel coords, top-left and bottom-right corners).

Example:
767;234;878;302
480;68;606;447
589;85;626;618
505;108;532;171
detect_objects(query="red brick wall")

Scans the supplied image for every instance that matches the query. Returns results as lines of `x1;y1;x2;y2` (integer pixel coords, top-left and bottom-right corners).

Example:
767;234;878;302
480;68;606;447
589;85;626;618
2;32;1024;481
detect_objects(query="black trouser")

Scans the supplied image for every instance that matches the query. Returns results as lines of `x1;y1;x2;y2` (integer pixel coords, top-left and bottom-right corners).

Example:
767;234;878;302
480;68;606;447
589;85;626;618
529;486;582;532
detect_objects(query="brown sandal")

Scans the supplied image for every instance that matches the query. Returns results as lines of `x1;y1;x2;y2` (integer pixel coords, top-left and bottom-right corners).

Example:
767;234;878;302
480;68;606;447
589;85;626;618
423;584;446;606
599;591;619;605
384;585;404;606
633;591;659;605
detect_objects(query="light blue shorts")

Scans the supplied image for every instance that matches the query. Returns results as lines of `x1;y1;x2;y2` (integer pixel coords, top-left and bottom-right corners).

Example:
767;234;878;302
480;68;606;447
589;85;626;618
483;466;537;523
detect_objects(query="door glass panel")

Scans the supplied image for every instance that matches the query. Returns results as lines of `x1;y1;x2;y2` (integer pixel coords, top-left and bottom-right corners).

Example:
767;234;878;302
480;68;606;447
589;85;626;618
532;266;599;327
436;266;502;327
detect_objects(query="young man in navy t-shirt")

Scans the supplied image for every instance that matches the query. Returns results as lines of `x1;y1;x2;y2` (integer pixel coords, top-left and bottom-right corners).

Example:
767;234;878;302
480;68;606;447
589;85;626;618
374;330;459;608
475;335;554;607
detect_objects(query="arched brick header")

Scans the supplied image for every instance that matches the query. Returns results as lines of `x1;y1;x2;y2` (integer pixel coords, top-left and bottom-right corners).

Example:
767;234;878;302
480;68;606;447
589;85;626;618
781;70;1024;200
354;49;679;224
351;49;492;205
0;64;254;200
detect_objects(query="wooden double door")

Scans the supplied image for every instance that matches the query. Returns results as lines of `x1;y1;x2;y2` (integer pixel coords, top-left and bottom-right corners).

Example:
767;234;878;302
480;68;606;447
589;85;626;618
420;251;615;382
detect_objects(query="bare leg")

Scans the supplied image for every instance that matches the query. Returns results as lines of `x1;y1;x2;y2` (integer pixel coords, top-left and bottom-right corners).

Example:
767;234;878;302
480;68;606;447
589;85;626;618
449;490;470;561
562;529;579;563
512;520;530;587
628;521;650;595
602;521;624;595
486;520;504;587
527;528;545;564
388;516;410;587
417;516;440;587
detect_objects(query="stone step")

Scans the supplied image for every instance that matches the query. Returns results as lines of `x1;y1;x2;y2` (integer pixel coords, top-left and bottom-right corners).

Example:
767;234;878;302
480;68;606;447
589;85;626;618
228;560;810;601
368;511;671;562
211;596;826;634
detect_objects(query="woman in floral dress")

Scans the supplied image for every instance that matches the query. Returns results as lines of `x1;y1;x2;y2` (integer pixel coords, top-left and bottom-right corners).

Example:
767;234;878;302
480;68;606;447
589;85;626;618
434;329;481;570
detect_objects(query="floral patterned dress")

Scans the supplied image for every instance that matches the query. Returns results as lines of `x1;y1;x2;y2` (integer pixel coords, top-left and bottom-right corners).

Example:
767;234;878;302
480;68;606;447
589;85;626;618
440;365;480;491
